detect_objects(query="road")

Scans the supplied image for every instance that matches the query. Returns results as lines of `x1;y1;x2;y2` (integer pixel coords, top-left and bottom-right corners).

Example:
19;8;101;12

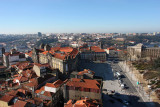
79;60;147;107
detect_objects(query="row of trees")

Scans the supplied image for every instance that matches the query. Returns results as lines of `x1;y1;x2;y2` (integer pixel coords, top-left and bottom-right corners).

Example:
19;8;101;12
126;35;160;43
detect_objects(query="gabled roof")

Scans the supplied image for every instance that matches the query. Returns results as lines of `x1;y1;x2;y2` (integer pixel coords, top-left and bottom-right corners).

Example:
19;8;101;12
13;76;28;83
80;46;105;53
65;99;100;107
91;46;105;52
45;79;63;88
0;95;14;102
35;86;54;97
107;47;116;50
78;69;95;76
34;63;50;67
12;100;27;107
22;69;37;79
25;74;56;88
66;78;100;89
7;90;18;96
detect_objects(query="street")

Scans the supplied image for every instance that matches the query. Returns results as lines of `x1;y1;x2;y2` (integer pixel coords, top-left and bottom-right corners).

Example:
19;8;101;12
79;60;147;107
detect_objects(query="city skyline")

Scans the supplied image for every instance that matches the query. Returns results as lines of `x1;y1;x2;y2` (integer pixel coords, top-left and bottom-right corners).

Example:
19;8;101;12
0;0;160;34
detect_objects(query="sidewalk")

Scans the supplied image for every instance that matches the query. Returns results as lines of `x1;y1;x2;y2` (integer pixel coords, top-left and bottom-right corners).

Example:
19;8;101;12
119;61;155;107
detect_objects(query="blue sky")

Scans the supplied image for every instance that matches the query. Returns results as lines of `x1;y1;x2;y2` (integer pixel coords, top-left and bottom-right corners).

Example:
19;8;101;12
0;0;160;34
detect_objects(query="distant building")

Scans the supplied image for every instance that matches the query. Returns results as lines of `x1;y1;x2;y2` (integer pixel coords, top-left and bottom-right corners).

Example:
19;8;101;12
38;32;42;37
105;47;118;58
113;37;125;41
79;44;106;61
127;43;160;60
3;49;26;67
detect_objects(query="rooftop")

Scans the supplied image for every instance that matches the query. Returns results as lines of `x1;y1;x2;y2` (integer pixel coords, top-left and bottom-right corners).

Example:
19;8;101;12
66;78;100;89
0;95;14;102
45;79;63;88
65;99;100;107
78;69;95;76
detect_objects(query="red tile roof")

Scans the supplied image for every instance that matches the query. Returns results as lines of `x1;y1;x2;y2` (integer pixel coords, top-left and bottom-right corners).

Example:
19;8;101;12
0;66;6;69
53;53;67;60
64;100;73;107
22;69;37;79
69;48;79;58
80;46;105;53
78;69;95;76
7;90;18;96
35;86;45;93
25;78;38;88
45;79;63;88
107;47;116;50
66;78;100;89
59;47;73;53
34;63;50;67
91;46;105;52
65;99;100;107
17;88;26;95
13;76;28;83
43;91;53;97
25;51;32;57
12;100;27;107
29;46;79;61
0;95;14;102
35;86;53;97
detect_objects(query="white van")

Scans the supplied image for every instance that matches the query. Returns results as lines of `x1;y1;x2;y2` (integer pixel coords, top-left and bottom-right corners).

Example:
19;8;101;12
116;72;121;77
121;84;126;89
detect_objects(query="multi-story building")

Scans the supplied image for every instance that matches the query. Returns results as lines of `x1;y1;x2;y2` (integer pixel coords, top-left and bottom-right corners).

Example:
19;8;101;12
127;43;160;60
105;47;118;58
3;49;26;67
33;63;50;77
27;44;79;74
38;32;42;37
63;78;102;102
35;79;64;107
79;45;106;61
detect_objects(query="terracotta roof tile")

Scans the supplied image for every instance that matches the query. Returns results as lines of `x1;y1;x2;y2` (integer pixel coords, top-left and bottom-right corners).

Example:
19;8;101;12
80;46;105;53
78;69;95;76
91;46;105;52
65;99;100;107
13;76;28;83
12;100;27;107
53;53;67;60
45;79;63;88
107;47;116;50
0;95;14;102
66;78;100;89
7;90;18;96
0;66;6;69
34;63;50;67
25;51;32;57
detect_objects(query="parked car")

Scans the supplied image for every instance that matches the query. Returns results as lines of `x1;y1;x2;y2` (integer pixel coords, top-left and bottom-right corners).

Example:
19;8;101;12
121;84;126;89
119;80;123;84
122;100;130;105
